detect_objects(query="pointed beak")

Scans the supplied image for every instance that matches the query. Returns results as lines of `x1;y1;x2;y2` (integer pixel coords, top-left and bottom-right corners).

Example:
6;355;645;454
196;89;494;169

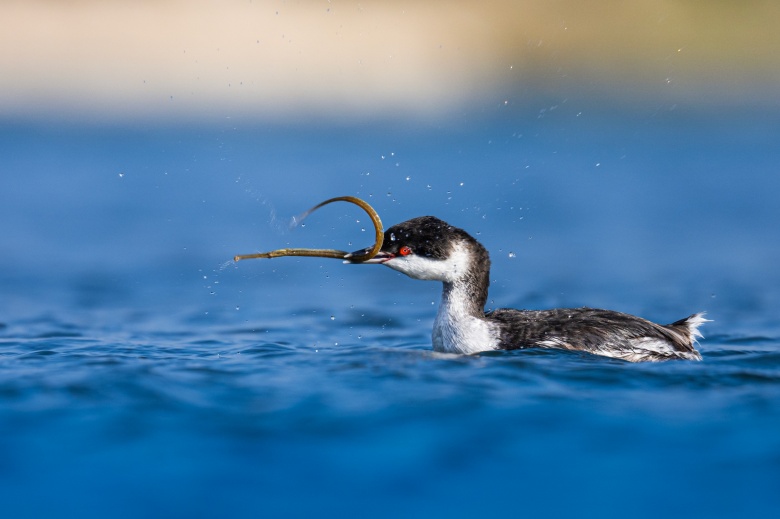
344;247;394;264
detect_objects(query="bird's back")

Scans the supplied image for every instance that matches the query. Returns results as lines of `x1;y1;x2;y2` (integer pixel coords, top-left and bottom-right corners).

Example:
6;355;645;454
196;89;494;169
486;307;704;362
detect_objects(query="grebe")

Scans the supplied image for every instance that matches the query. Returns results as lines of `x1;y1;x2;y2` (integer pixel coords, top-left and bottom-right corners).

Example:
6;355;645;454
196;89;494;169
347;216;705;362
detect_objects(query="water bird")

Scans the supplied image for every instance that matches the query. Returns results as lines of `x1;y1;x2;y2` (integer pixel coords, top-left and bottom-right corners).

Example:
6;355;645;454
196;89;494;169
347;216;705;362
234;197;705;362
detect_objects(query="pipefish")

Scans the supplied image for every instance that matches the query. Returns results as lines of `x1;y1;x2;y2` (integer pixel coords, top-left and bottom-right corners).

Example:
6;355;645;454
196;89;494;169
233;196;383;263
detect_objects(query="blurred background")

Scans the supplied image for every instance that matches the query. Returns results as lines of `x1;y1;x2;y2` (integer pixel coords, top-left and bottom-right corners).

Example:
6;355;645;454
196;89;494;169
2;0;779;122
2;0;779;319
0;0;778;317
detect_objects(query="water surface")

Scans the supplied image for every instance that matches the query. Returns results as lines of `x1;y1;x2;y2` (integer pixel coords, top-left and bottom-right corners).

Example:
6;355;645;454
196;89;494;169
1;108;779;517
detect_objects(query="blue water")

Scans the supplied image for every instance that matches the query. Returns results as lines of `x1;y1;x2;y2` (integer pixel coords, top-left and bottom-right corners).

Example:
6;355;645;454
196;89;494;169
2;105;779;517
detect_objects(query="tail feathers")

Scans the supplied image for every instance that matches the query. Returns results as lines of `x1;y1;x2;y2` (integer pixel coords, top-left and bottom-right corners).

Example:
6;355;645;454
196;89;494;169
670;312;710;343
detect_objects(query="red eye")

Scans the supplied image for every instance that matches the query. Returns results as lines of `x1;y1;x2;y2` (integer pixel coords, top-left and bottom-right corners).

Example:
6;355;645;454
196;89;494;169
399;246;413;256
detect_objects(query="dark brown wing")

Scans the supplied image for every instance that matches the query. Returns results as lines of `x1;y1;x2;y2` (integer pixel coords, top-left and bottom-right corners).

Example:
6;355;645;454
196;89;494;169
485;307;703;361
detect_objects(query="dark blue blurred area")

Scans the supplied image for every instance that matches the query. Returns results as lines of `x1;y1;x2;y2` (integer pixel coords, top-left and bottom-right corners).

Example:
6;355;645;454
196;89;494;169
1;105;779;518
2;105;778;322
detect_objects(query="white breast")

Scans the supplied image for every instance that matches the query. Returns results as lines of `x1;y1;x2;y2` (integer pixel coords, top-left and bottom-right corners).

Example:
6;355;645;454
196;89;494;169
432;282;499;354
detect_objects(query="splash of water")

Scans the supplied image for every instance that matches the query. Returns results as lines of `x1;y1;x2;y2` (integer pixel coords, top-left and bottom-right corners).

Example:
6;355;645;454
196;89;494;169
236;176;296;235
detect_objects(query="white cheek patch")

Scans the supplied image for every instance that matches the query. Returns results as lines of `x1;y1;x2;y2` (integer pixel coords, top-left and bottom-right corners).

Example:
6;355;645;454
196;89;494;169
384;255;447;280
383;243;470;282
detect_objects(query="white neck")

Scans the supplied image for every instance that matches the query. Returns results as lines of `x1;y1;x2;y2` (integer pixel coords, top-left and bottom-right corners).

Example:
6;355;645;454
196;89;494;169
432;281;499;354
